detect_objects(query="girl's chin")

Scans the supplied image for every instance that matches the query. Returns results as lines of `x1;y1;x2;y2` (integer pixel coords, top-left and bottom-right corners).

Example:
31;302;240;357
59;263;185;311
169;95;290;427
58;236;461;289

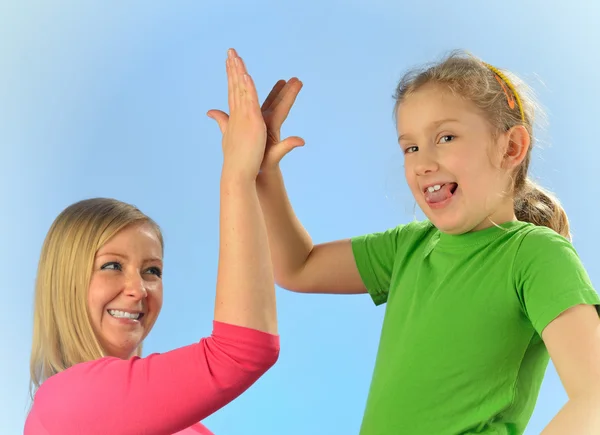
424;214;468;235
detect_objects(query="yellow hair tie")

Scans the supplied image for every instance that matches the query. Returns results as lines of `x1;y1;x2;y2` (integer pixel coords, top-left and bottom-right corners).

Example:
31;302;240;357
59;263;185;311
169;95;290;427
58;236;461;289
482;62;526;122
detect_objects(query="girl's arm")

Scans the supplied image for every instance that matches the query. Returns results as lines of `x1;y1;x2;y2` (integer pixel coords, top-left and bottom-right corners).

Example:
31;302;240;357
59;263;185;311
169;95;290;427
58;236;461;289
257;167;367;295
209;75;367;296
515;226;600;434
540;305;600;434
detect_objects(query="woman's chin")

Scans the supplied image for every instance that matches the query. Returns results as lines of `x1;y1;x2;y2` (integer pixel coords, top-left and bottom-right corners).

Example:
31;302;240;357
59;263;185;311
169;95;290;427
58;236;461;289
101;336;143;359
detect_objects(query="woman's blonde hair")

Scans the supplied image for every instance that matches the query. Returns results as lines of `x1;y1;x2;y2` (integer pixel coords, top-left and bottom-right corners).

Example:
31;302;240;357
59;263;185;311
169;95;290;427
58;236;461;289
394;50;570;240
29;198;163;398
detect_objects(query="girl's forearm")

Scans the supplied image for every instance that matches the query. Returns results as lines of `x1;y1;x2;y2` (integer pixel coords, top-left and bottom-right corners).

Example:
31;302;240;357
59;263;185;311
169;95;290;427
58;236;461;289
256;168;314;288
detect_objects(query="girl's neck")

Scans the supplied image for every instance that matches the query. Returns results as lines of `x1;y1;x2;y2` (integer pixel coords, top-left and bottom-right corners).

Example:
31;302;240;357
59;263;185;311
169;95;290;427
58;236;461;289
471;200;517;232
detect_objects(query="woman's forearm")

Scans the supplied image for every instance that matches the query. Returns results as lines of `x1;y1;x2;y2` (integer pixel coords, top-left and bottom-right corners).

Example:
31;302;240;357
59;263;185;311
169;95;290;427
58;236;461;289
214;175;277;335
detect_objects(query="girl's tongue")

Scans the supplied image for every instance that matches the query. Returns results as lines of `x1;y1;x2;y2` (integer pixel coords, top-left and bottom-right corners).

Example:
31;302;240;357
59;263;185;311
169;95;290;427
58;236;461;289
425;183;458;204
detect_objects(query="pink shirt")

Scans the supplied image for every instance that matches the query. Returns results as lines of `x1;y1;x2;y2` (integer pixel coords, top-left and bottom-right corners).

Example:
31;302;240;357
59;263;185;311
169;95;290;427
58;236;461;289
24;321;280;435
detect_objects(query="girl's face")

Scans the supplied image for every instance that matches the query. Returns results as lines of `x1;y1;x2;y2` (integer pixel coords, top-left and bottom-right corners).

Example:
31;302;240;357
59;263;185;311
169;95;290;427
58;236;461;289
397;84;517;235
87;222;164;359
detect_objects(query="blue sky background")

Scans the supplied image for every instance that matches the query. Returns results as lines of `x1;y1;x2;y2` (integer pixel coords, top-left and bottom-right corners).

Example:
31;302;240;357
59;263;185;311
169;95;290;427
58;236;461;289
1;1;599;434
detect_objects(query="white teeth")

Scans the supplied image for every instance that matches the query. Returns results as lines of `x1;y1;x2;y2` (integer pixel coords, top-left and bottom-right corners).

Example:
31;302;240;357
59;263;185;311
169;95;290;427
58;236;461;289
427;184;442;193
108;310;141;320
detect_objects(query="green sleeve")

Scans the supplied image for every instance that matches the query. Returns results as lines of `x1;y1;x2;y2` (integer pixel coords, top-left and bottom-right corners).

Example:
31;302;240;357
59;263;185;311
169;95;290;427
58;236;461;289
514;226;600;336
351;225;406;306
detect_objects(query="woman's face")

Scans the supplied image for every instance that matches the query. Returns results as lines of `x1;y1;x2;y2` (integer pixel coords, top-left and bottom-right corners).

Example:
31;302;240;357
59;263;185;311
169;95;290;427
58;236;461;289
87;222;163;359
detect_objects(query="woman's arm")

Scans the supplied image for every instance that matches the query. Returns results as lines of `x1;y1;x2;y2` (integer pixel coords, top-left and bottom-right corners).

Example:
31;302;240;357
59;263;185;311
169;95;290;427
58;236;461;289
25;49;281;435
25;322;279;435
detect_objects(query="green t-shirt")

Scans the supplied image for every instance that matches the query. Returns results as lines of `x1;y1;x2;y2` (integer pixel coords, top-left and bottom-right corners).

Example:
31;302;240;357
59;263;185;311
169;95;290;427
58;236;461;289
351;220;599;435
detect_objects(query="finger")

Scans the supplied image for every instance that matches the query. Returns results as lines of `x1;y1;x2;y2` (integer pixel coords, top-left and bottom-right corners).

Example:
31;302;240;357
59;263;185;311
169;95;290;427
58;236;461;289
269;78;303;127
241;71;260;109
261;80;287;112
206;110;229;134
232;54;242;109
233;54;260;110
226;55;235;112
265;78;294;114
229;47;239;59
237;54;249;76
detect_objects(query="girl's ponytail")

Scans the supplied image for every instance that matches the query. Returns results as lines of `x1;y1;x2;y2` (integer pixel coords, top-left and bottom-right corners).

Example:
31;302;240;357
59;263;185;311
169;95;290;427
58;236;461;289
514;178;571;240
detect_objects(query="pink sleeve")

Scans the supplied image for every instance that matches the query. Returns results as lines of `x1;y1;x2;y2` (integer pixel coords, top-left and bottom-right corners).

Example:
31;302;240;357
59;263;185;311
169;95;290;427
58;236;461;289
24;321;280;435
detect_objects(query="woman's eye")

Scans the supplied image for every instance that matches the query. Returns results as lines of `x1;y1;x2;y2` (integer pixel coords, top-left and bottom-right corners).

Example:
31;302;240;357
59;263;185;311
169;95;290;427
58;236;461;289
101;262;122;271
99;261;161;277
147;267;163;278
404;146;418;154
439;135;455;144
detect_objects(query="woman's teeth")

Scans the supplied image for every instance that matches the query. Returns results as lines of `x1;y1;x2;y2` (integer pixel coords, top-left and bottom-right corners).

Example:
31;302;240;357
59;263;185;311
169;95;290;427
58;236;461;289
427;184;443;193
108;310;141;320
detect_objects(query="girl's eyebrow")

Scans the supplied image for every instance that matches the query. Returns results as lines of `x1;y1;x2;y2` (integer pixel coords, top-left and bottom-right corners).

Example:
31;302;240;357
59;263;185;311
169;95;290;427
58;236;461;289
398;118;460;143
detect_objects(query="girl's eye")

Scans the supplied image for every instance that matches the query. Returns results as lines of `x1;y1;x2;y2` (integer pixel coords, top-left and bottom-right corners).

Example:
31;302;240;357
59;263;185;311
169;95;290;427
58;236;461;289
439;135;455;144
147;267;163;278
404;146;418;154
101;262;122;271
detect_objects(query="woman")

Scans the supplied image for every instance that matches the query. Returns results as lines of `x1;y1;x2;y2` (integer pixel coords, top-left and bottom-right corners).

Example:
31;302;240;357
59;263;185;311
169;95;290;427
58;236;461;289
25;48;278;435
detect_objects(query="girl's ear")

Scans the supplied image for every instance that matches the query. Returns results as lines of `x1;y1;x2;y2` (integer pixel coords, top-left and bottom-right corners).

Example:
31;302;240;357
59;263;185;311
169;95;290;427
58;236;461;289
502;125;530;170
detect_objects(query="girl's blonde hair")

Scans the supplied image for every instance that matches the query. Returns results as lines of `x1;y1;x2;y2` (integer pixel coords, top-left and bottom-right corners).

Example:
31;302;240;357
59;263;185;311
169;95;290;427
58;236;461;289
394;50;570;240
29;198;163;398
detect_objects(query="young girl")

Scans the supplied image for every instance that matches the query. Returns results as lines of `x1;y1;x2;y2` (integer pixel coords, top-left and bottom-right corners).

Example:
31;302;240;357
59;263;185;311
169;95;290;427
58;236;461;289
25;49;276;435
212;51;600;434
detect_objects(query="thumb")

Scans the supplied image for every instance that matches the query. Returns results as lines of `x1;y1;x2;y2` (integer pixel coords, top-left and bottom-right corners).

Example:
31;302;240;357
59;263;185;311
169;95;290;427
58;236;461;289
206;110;229;134
268;136;305;163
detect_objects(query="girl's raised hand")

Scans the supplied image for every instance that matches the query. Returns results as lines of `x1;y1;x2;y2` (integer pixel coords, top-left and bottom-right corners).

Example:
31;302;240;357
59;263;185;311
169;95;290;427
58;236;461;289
259;79;304;173
210;49;267;182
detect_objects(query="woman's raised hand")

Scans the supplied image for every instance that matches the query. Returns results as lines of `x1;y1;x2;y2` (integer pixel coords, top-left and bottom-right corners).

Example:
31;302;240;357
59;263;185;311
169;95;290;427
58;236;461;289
210;49;267;182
